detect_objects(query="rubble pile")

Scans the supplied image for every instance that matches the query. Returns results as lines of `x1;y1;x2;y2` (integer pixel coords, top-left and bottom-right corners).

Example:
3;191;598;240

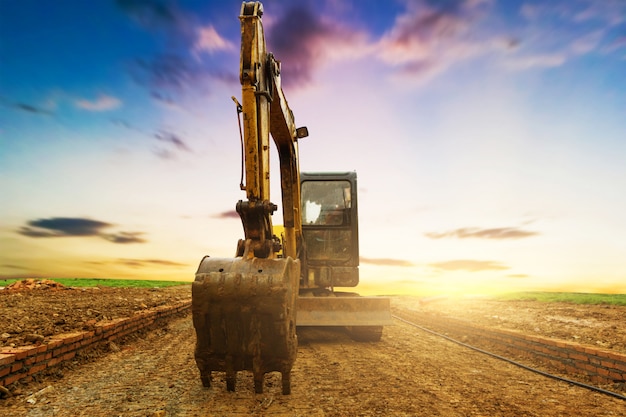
4;279;66;291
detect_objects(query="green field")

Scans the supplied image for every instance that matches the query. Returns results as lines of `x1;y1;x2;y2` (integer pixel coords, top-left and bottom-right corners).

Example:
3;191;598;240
496;291;626;306
1;278;190;288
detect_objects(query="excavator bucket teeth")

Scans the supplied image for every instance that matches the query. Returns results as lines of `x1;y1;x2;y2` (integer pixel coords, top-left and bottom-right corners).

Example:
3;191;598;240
296;296;393;327
192;256;299;394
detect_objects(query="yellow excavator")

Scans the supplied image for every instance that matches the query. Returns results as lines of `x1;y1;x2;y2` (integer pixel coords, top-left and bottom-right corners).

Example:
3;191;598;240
192;1;392;395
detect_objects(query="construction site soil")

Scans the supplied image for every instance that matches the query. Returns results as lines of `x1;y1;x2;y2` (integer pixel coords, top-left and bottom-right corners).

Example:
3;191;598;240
2;281;625;416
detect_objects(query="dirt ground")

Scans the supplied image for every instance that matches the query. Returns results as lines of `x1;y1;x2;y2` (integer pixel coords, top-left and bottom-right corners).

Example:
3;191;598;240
0;280;192;348
2;282;626;416
392;296;626;353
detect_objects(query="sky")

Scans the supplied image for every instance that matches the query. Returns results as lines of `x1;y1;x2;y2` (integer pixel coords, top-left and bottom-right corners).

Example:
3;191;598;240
1;0;625;296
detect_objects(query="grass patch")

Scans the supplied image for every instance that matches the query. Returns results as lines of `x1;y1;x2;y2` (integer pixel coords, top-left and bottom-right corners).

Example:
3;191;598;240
496;291;626;306
1;278;190;288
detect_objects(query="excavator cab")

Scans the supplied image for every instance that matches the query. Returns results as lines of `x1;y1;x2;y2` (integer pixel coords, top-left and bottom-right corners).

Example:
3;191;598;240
300;172;359;290
296;173;392;340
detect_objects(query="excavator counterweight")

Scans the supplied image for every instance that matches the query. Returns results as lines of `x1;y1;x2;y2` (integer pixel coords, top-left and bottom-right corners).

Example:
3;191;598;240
192;1;391;394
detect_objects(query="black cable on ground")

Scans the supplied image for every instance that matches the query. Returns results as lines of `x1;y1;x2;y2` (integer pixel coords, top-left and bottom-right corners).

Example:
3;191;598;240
392;314;626;402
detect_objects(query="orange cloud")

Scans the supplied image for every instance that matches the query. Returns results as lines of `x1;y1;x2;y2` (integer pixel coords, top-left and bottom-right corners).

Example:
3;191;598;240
429;259;509;272
360;257;414;267
116;259;188;268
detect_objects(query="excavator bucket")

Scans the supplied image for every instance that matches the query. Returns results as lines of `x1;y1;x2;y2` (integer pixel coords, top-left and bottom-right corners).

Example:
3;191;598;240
192;255;299;394
297;296;393;341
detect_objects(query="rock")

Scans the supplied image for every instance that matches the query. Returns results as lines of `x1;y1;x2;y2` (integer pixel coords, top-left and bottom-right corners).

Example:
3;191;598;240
24;334;45;344
0;385;11;398
152;411;167;417
25;385;54;404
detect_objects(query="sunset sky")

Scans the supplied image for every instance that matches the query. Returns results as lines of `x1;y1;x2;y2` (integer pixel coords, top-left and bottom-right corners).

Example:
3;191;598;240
1;0;625;295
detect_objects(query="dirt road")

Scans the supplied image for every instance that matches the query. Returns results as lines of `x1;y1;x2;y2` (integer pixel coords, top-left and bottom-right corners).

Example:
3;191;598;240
5;309;625;416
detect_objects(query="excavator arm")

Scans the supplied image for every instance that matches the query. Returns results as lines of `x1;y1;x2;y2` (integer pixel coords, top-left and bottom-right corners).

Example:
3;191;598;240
191;2;301;395
235;1;306;260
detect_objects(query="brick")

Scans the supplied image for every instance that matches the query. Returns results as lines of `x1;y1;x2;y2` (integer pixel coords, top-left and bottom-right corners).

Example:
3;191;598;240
47;339;64;349
568;353;589;362
61;332;85;345
577;363;598;373
573;344;591;354
1;346;38;360
554;349;569;359
2;371;28;386
101;322;117;331
0;353;15;366
600;360;616;369
590;374;610;385
0;366;10;378
28;363;47;376
608;371;624;381
606;351;626;361
11;362;23;373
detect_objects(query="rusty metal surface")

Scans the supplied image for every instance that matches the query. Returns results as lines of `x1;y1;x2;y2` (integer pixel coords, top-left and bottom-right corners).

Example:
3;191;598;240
296;296;393;327
192;256;299;394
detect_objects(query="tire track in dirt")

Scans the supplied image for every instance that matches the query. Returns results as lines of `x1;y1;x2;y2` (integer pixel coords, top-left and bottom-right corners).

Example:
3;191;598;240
4;308;626;416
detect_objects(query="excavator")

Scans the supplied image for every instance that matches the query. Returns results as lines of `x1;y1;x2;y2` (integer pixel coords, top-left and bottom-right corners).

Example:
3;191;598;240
191;1;392;395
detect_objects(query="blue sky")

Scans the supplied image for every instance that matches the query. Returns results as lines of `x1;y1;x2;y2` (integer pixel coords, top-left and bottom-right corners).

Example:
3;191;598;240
1;0;625;295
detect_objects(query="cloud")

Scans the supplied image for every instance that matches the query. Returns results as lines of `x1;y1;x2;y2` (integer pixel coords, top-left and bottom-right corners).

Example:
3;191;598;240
75;94;122;111
507;274;529;279
360;257;414;267
570;29;605;55
1;264;29;271
155;130;191;152
267;4;369;87
17;217;146;244
429;259;509;272
118;0;239;101
512;1;626;68
19;218;112;237
214;210;239;219
132;55;195;89
116;258;187;268
103;232;146;244
500;53;566;70
150;91;180;108
115;0;177;29
111;118;143;133
604;36;626;53
375;0;494;83
1;97;54;116
425;226;539;240
193;25;235;55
